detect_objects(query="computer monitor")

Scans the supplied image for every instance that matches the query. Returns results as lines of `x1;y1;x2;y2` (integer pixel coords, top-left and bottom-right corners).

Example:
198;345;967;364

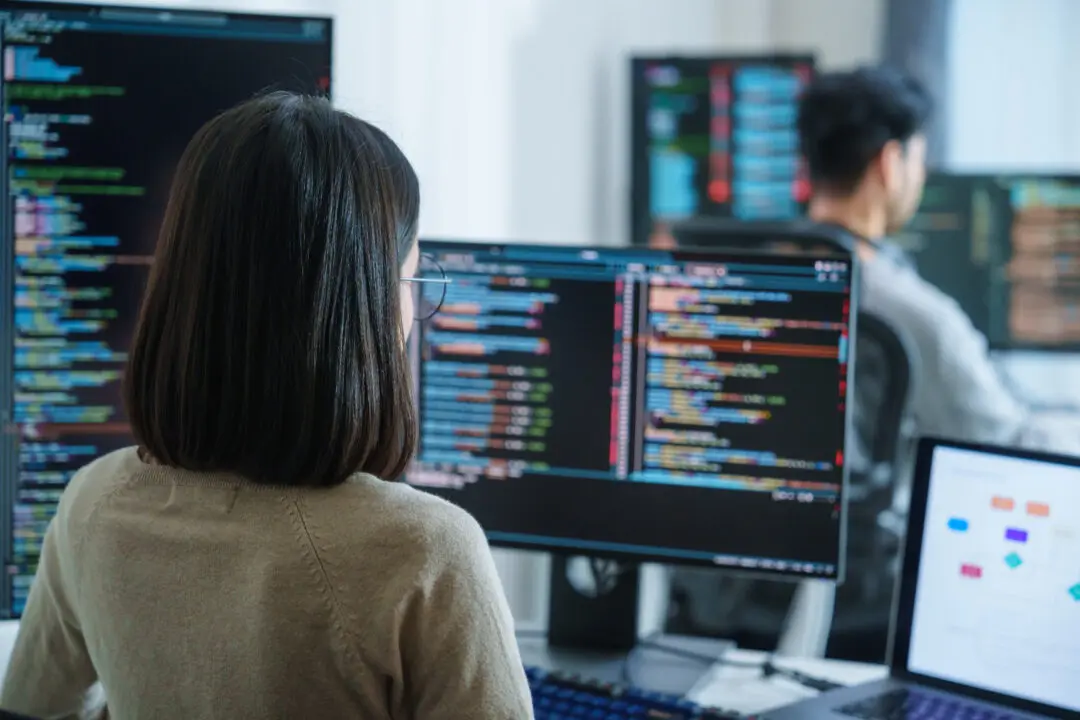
406;240;856;581
630;55;815;248
896;172;1080;351
0;2;332;618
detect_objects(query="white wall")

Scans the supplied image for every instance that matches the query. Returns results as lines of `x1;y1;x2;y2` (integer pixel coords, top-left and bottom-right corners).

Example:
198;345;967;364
346;0;727;248
766;0;885;69
946;0;1080;172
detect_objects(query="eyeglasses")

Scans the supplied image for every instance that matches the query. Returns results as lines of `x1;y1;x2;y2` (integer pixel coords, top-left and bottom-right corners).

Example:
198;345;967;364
400;253;451;321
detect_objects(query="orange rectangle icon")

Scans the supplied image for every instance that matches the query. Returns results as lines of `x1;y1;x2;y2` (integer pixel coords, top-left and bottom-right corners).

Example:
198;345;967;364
991;496;1015;511
1026;501;1050;517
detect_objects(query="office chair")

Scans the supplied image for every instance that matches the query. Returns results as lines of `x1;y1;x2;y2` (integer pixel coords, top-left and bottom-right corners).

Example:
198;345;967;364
822;310;918;662
664;220;918;660
667;219;853;653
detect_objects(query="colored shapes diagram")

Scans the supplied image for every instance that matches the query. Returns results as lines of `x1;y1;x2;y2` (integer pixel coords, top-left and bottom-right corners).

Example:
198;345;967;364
1004;552;1022;569
1070;584;1080;602
1005;527;1028;543
947;517;969;532
991;496;1015;511
960;563;982;579
1026;501;1050;517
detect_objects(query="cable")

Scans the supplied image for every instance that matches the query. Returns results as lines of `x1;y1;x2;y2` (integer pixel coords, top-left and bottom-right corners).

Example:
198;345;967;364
636;633;844;693
634;636;761;669
515;628;842;694
761;660;844;693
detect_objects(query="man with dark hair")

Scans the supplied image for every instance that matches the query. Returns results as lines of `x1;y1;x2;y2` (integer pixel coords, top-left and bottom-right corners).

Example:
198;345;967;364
798;66;1080;452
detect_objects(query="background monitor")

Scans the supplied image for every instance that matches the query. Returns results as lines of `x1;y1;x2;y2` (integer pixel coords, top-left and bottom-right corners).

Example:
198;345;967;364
896;173;1080;351
630;55;815;248
405;240;855;580
0;2;332;618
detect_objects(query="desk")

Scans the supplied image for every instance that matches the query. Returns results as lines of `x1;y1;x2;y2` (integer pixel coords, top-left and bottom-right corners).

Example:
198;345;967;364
519;634;886;716
690;649;887;716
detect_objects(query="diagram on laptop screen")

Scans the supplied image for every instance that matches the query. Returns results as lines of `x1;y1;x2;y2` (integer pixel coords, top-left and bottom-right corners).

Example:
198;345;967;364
907;446;1080;713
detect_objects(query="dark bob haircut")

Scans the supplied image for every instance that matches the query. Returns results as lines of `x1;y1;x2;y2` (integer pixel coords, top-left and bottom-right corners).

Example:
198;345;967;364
125;92;419;487
797;66;932;194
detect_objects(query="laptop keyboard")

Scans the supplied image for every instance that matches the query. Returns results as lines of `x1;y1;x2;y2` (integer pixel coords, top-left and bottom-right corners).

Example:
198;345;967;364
838;689;1021;720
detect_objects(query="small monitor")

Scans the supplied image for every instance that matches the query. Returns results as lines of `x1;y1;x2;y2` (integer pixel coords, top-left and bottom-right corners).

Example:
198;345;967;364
406;240;856;579
897;173;1080;351
630;55;815;248
0;2;332;617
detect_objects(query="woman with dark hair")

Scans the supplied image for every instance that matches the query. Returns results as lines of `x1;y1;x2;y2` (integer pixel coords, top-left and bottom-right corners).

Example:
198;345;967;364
1;93;533;719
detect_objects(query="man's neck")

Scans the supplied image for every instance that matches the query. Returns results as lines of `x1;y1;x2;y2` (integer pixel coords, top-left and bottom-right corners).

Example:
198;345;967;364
808;195;886;262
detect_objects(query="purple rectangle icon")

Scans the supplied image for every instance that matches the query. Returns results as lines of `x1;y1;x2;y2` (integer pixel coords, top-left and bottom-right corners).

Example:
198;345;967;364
1005;528;1028;543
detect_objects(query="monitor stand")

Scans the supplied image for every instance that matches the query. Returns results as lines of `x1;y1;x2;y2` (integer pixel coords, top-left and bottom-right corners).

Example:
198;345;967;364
516;555;734;697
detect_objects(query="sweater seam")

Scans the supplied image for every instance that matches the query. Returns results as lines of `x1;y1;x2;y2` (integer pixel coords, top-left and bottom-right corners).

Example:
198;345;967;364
282;497;366;674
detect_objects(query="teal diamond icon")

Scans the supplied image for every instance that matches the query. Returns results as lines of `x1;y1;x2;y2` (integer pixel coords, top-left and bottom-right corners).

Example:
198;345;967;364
1070;584;1080;601
1004;552;1022;569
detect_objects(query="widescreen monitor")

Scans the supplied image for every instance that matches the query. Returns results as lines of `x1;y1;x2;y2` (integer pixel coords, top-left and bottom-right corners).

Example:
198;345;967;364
405;240;856;580
897;173;1080;351
630;55;815;248
0;2;332;617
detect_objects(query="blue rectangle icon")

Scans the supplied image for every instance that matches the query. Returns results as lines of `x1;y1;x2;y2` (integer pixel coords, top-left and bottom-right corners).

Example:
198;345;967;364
947;517;969;532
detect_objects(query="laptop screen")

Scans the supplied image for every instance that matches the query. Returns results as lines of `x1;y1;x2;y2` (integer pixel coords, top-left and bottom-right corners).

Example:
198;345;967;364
907;444;1080;712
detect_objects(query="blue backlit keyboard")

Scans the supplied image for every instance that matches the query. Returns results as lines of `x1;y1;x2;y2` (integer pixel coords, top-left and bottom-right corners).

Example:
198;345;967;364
526;665;745;719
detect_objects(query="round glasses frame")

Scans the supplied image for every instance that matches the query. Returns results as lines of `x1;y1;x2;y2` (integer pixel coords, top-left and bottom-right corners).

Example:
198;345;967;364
400;253;451;321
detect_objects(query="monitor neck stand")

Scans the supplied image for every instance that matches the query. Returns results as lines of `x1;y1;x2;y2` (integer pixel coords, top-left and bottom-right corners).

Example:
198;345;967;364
517;555;734;696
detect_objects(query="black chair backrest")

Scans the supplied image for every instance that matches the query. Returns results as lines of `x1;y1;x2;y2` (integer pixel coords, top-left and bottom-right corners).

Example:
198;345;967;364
851;310;917;479
671;217;857;255
0;710;43;720
664;219;921;656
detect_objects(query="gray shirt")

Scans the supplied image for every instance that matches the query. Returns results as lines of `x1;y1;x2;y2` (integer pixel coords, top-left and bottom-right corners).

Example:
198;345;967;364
861;250;1080;455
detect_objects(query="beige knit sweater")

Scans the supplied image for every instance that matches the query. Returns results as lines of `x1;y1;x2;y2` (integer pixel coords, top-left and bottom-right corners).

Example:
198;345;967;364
0;447;532;719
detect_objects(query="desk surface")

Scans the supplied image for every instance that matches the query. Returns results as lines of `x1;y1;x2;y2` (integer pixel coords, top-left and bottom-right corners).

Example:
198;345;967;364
519;633;887;716
0;620;887;716
690;649;888;715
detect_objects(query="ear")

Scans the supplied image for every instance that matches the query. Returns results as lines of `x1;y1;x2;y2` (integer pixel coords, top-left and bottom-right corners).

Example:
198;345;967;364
876;139;906;192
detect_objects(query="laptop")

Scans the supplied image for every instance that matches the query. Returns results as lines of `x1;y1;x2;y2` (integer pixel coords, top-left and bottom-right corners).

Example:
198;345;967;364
767;437;1080;720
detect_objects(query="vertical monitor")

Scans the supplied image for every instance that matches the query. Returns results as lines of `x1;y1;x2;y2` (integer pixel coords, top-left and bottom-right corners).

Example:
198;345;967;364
0;2;332;617
630;55;815;248
406;241;855;579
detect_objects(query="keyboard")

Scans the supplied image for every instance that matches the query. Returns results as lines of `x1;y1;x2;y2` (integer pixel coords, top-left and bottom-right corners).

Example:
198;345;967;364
526;665;744;719
838;688;1020;720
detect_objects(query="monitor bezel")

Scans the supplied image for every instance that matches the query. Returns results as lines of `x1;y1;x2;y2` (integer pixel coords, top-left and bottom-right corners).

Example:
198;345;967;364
629;54;817;250
413;238;857;582
0;0;334;79
890;436;1080;719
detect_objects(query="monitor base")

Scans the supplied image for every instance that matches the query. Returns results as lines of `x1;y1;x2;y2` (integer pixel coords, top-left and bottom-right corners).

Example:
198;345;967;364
538;555;734;695
547;555;640;652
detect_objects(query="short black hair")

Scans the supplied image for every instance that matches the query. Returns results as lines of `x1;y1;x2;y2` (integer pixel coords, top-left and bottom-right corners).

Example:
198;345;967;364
125;92;419;487
797;66;932;194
